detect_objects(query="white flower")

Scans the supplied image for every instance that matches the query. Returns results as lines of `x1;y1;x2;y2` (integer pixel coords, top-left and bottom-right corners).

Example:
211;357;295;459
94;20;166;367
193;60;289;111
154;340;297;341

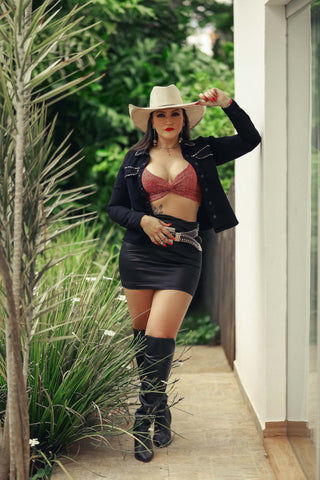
116;295;127;302
29;438;40;447
178;361;184;367
104;329;116;337
103;276;113;281
72;297;81;304
85;276;97;282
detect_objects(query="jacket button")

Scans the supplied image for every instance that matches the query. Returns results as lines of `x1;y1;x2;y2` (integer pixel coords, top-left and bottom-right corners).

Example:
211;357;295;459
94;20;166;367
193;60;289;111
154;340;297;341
195;162;198;166
200;174;204;179
209;201;212;205
205;187;208;192
213;214;217;219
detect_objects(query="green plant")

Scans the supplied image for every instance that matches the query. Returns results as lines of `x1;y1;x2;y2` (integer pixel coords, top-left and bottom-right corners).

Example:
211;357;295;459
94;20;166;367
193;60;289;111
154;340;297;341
0;225;139;478
41;0;235;225
0;1;103;477
177;314;220;346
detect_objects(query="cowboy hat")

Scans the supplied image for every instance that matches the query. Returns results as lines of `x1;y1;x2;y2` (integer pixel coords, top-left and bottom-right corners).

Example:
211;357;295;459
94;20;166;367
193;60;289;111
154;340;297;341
129;84;206;132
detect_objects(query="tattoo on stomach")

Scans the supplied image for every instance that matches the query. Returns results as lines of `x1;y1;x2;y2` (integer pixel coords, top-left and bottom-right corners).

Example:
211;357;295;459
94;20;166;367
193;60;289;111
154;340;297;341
152;204;163;215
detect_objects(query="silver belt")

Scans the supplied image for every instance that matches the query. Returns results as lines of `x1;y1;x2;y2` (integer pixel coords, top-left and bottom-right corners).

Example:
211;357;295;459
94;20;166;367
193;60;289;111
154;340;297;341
165;227;202;252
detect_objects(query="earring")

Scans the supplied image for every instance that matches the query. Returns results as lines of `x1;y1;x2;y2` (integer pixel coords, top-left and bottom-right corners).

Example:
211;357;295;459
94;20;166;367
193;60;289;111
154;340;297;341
153;128;158;147
179;129;183;144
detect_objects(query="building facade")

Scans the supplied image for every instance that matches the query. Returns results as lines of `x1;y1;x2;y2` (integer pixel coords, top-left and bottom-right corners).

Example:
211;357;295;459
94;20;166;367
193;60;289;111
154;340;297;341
234;0;320;476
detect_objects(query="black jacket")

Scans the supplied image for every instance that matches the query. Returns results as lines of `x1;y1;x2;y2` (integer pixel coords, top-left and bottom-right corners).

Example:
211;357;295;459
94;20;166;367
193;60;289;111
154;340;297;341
107;100;261;244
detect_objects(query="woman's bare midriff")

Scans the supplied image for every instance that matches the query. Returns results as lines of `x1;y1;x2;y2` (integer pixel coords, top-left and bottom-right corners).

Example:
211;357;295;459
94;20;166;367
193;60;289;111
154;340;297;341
151;192;200;222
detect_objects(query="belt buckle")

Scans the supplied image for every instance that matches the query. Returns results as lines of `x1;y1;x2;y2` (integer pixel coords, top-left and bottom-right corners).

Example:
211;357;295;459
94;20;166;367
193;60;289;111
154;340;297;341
165;226;181;242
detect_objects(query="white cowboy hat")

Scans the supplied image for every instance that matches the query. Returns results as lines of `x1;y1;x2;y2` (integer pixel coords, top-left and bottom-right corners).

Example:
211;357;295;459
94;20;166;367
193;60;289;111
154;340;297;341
129;84;206;132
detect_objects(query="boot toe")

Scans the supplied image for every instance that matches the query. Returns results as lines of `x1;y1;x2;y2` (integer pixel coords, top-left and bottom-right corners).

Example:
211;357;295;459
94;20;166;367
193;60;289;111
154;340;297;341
135;447;154;462
134;419;154;462
134;435;154;462
153;431;172;448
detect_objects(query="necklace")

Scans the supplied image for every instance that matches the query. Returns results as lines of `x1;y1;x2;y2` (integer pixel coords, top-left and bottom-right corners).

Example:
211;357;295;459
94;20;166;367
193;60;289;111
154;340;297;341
157;143;180;157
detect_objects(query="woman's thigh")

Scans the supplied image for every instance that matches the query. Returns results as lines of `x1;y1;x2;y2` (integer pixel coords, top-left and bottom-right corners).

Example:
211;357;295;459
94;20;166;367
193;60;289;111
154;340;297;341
123;287;155;330
146;289;193;339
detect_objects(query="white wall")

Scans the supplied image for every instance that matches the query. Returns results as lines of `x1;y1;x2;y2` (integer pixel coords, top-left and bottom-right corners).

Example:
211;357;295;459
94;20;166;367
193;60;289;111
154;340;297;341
234;0;288;428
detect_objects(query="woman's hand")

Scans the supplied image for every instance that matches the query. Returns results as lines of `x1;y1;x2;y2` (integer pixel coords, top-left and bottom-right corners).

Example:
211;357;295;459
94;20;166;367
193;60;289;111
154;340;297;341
196;87;231;109
140;216;175;246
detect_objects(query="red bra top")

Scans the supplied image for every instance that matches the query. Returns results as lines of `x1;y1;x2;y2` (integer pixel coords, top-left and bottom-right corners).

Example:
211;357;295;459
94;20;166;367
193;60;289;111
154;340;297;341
141;163;202;203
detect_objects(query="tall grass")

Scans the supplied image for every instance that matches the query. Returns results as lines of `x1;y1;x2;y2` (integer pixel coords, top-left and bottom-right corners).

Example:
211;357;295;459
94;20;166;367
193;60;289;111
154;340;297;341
0;224;140;476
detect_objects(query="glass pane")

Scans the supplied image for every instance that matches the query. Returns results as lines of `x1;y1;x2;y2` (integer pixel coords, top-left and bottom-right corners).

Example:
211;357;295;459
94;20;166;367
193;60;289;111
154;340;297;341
310;0;320;439
310;1;320;478
312;2;320;477
287;2;320;478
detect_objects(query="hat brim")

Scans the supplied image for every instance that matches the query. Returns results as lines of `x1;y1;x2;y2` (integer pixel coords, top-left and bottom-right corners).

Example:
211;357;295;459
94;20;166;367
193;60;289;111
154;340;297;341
129;101;206;132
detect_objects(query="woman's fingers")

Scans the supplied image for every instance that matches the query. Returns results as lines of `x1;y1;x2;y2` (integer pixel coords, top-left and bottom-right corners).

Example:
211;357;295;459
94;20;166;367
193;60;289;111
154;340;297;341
198;87;231;108
157;231;175;246
199;88;218;105
154;224;175;246
201;88;218;102
141;217;175;246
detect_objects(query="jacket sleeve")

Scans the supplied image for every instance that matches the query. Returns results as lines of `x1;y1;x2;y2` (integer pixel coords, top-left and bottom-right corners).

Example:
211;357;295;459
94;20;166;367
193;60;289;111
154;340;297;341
107;164;145;230
208;100;261;166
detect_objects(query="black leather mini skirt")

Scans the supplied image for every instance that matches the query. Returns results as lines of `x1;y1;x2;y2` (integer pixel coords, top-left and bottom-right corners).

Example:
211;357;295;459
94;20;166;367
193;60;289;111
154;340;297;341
119;214;202;296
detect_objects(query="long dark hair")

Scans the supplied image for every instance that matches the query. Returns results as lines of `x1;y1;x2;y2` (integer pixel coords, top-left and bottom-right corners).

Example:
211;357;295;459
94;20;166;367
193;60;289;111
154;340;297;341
129;109;191;152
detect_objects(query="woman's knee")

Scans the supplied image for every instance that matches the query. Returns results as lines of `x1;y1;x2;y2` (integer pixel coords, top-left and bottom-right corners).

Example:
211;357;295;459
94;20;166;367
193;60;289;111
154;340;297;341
145;289;192;338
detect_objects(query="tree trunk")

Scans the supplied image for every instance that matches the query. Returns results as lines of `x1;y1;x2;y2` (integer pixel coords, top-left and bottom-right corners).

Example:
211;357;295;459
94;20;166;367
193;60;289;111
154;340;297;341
8;21;30;477
0;401;10;479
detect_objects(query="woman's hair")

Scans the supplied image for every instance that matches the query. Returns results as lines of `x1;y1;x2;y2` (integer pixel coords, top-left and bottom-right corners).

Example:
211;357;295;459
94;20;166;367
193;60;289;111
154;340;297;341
129;109;191;152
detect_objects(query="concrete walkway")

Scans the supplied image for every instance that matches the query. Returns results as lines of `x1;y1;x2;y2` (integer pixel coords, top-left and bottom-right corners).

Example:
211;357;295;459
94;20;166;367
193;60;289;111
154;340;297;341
52;346;276;480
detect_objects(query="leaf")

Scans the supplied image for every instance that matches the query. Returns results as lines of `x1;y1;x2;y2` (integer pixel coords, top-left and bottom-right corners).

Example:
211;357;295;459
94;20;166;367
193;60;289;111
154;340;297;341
0;7;11;23
0;67;15;121
32;71;95;103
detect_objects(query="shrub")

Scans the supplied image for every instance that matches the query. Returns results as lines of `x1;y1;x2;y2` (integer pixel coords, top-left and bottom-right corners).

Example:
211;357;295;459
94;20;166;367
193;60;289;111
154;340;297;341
177;314;220;345
0;225;139;477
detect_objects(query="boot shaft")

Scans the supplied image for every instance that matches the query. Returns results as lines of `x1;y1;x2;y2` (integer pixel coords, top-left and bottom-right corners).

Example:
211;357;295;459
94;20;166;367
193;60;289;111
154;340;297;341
139;335;175;408
133;328;146;377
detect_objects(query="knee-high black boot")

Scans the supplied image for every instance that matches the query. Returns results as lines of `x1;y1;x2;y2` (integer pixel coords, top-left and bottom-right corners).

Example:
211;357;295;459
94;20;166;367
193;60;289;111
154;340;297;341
133;335;175;462
153;395;172;448
133;329;173;448
133;328;146;379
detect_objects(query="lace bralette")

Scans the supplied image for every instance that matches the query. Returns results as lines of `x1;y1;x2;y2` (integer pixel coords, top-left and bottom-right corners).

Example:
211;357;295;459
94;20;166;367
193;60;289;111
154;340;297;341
141;163;202;203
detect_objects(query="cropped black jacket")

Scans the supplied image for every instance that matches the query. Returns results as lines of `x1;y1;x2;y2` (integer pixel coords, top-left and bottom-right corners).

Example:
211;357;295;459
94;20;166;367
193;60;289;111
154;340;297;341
107;100;261;244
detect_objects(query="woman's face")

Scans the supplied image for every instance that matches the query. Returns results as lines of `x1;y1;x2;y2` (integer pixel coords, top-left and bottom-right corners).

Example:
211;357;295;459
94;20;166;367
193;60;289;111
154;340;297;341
151;107;184;141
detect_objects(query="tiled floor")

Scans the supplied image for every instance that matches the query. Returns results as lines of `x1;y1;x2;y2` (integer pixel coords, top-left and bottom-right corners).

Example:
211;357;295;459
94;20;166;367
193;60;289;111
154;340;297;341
52;345;276;480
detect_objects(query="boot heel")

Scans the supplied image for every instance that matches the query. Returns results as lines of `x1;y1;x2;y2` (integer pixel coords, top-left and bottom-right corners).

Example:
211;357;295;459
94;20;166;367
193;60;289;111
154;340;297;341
153;406;172;448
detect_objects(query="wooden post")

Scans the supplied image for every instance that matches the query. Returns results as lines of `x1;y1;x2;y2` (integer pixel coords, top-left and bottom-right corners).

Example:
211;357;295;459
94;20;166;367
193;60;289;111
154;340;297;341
194;178;235;367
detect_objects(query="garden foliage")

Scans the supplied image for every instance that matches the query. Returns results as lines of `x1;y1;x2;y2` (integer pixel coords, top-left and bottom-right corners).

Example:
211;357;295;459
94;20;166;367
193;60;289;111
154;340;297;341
0;1;141;477
36;0;235;225
0;1;233;477
8;226;138;477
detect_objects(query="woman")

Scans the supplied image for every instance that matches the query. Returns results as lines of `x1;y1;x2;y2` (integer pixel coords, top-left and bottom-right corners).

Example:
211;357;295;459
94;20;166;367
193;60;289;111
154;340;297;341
107;84;261;463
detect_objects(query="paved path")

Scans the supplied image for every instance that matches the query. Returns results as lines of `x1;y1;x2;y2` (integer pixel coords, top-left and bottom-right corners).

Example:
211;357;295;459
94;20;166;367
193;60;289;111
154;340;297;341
52;346;275;480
